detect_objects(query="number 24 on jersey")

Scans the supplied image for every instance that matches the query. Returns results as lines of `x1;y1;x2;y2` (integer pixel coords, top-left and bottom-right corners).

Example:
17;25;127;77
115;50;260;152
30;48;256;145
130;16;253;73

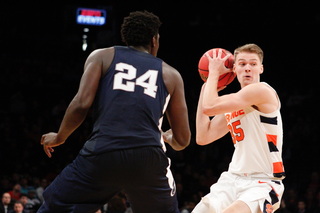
113;62;158;98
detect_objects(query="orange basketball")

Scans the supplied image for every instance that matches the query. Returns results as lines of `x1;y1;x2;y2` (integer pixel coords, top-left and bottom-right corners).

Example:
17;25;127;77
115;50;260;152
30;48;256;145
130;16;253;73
198;48;236;88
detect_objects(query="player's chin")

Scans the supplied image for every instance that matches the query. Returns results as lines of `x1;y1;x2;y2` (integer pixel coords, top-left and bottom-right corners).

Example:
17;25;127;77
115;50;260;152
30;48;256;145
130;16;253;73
241;79;253;86
242;77;253;82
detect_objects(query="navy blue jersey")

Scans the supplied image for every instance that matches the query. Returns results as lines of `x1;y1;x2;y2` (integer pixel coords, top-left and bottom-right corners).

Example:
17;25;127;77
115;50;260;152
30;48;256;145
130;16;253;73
80;46;170;155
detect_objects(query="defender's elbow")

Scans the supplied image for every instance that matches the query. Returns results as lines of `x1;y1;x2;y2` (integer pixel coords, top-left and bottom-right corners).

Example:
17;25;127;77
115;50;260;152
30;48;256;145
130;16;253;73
182;133;191;148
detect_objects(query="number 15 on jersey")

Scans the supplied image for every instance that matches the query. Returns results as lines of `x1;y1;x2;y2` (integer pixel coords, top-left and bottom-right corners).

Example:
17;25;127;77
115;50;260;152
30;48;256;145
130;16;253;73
227;120;245;144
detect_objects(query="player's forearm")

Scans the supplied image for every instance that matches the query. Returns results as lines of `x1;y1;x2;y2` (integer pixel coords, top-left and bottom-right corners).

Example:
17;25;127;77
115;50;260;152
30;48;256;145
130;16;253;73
196;91;211;144
56;99;89;143
196;117;212;145
202;73;219;114
168;137;190;151
162;129;190;151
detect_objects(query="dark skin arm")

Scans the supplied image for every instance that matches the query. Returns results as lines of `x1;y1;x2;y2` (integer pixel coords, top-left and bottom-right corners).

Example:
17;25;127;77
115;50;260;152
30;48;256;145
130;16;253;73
41;48;114;157
161;62;191;150
132;35;190;150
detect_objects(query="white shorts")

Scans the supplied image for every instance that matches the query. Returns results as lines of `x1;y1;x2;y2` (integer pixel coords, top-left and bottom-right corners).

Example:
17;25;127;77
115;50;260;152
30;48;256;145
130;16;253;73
192;172;284;213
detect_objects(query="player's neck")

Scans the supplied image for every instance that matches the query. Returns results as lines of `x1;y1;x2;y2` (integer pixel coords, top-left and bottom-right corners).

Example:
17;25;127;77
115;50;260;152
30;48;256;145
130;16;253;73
129;46;149;54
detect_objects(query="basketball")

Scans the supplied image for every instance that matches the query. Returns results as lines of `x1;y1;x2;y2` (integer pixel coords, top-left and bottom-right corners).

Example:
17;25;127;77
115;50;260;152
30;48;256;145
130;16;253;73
198;48;236;88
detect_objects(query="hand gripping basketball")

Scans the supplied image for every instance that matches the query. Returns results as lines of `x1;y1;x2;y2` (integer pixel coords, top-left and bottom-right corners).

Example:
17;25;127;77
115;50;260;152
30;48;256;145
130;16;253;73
198;48;236;88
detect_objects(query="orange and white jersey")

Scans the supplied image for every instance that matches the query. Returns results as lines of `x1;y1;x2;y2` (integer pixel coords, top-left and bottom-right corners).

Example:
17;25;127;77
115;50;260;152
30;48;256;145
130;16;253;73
224;83;285;179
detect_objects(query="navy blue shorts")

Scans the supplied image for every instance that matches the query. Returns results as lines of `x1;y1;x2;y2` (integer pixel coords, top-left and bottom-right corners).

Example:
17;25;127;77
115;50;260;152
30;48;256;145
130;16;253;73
37;146;179;213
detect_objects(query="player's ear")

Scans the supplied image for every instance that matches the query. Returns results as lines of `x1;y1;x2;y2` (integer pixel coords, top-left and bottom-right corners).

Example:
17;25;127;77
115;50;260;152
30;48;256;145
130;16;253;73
151;34;159;47
150;34;160;56
151;37;155;47
260;65;264;74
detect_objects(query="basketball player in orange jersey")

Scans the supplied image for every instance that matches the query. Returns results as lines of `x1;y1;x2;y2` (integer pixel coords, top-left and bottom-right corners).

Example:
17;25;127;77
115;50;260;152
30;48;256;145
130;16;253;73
193;43;285;213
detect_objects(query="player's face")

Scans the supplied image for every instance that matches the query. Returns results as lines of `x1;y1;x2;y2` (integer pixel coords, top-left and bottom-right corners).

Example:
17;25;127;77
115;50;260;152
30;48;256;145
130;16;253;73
233;52;263;87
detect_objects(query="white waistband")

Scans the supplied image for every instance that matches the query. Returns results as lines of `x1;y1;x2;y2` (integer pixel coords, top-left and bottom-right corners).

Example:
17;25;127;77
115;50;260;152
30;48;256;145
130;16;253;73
233;172;284;180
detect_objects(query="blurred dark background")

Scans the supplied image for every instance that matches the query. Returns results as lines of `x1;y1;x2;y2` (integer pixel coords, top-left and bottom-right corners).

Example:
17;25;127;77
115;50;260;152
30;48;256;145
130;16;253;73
1;1;320;212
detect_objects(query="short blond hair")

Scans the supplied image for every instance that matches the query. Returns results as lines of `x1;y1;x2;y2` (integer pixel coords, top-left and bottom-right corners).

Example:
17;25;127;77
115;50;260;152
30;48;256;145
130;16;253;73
234;43;264;63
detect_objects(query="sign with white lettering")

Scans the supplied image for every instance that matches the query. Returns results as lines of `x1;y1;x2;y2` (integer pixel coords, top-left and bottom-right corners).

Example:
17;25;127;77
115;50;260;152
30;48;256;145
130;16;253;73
76;8;106;26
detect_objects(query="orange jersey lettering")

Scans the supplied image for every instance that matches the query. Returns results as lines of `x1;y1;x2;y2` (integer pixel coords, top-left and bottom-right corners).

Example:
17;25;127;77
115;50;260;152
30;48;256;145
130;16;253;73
225;109;245;123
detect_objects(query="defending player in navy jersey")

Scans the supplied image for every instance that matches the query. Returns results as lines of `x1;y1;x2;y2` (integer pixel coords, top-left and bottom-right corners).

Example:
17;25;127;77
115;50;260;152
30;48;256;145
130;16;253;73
38;11;190;213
